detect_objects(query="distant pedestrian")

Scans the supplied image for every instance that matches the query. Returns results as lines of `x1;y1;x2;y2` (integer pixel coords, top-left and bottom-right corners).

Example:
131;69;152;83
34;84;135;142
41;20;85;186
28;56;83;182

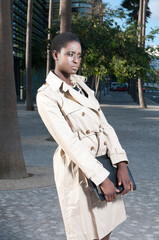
36;32;133;240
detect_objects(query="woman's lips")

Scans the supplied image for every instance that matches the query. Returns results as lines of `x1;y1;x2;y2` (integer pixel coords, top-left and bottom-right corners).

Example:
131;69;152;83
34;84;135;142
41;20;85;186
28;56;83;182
72;66;78;71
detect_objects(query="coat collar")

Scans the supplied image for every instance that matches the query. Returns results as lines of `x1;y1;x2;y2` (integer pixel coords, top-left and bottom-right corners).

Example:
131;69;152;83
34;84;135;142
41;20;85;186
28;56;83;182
46;71;86;91
46;71;99;111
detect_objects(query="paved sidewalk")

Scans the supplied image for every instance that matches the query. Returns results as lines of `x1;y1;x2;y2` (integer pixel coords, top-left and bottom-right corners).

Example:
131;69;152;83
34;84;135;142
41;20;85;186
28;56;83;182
0;92;159;240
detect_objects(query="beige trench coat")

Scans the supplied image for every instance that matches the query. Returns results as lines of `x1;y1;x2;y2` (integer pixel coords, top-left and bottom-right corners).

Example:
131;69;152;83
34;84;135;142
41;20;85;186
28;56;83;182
36;71;128;240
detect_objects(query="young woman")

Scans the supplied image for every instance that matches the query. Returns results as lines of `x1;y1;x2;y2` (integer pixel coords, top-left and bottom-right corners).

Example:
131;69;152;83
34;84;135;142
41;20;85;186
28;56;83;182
36;32;133;240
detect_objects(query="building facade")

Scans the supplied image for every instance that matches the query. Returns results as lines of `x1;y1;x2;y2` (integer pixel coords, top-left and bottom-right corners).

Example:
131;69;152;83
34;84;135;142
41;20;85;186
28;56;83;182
150;58;159;70
13;0;48;99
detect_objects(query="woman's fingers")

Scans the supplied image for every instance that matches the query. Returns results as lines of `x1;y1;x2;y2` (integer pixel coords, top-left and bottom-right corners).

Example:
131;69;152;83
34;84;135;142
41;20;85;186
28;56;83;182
105;190;118;202
121;181;133;195
101;178;118;202
130;181;134;192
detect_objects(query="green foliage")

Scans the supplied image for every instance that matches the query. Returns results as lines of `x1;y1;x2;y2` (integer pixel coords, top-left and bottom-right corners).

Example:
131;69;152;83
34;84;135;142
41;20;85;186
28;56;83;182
47;3;158;84
71;13;154;83
71;12;116;80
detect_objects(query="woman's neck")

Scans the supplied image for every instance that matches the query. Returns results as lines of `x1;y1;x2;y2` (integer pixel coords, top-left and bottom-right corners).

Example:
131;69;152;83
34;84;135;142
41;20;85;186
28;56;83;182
53;70;73;86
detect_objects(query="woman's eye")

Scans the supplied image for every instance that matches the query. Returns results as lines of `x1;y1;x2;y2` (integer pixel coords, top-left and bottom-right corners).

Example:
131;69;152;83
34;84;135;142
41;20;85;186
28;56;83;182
67;52;74;57
66;52;82;59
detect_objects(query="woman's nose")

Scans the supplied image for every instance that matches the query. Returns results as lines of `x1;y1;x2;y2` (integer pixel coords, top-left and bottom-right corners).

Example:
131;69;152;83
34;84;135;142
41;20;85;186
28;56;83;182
73;55;80;63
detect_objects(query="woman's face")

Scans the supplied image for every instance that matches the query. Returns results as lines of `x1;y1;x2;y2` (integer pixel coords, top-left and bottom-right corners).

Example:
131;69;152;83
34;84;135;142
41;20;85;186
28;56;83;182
53;41;82;75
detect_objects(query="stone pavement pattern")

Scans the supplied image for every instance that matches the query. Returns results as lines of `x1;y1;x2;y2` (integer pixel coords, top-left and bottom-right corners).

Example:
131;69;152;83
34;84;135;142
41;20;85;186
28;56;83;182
0;92;159;240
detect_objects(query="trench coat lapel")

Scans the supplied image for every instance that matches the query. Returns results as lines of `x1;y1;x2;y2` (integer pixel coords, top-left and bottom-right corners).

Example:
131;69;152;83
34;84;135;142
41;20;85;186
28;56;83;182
46;71;99;111
67;87;96;110
64;76;99;111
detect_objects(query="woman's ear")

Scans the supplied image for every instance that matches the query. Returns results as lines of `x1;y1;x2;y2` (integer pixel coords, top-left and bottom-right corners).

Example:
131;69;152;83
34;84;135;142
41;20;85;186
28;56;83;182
52;50;58;61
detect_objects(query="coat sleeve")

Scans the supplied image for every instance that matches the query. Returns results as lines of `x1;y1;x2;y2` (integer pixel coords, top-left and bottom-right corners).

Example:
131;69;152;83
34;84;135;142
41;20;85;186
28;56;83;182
99;109;128;166
36;90;109;186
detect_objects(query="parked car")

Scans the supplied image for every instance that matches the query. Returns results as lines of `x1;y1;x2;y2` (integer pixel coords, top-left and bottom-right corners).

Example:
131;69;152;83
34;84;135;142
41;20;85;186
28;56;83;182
116;83;128;92
110;82;120;91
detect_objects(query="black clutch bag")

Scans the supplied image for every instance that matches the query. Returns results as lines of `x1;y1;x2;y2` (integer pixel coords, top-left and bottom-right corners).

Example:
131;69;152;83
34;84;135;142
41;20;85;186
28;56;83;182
87;155;136;201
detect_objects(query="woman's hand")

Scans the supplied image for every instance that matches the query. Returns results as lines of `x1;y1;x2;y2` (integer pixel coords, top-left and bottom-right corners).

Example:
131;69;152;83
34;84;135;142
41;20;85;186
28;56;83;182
117;162;133;195
100;178;120;202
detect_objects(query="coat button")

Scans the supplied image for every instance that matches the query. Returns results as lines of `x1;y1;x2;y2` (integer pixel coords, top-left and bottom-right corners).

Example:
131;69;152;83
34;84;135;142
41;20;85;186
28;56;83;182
90;147;94;151
86;130;90;134
104;141;107;145
98;107;101;111
99;124;101;128
81;112;85;116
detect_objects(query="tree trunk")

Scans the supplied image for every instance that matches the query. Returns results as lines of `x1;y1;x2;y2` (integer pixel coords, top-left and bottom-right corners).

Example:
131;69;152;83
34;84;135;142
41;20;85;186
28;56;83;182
138;77;146;108
134;76;138;102
0;0;27;179
132;75;137;102
130;78;133;98
46;0;53;77
25;0;34;111
95;76;100;98
91;76;95;90
10;0;13;38
127;79;131;94
137;0;143;47
78;56;84;75
98;81;103;103
59;0;71;33
142;0;148;47
98;0;104;23
137;0;147;108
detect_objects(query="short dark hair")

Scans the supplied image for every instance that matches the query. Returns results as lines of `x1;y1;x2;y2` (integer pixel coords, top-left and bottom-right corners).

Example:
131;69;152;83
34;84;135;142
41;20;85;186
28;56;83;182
51;32;81;53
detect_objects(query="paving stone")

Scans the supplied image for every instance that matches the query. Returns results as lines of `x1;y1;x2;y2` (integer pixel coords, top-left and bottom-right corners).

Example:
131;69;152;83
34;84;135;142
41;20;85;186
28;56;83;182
0;92;159;239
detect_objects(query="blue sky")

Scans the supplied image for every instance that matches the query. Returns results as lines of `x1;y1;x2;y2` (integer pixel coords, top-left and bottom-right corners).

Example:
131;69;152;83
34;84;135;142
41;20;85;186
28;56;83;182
105;0;159;46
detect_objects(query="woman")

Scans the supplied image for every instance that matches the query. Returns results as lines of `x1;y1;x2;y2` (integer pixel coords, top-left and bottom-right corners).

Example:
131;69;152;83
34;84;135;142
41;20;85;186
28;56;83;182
36;32;133;240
